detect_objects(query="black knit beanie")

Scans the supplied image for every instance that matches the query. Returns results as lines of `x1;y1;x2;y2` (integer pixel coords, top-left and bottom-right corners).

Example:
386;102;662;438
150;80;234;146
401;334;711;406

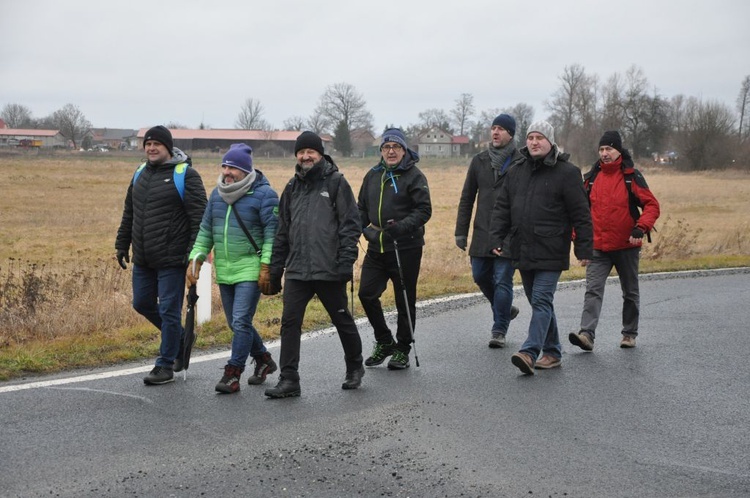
598;130;623;154
144;125;174;156
294;131;324;155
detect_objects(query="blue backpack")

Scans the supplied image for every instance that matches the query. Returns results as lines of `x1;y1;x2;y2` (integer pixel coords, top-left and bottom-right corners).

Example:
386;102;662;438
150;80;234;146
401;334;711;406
132;162;190;200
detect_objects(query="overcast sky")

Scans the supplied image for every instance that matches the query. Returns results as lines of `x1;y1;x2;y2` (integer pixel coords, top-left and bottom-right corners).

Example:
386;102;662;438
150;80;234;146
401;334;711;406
1;0;748;133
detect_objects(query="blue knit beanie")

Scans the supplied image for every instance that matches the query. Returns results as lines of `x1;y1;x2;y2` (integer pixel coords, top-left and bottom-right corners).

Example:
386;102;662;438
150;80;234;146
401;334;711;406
491;114;516;137
222;143;253;174
381;128;408;150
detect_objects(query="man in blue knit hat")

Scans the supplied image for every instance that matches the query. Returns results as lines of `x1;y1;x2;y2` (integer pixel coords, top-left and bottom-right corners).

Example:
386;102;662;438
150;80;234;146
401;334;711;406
358;128;432;370
456;114;521;349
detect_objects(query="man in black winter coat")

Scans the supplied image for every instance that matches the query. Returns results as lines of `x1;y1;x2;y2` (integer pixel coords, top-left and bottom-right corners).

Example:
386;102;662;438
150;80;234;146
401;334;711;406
358;128;432;371
262;131;364;398
490;121;593;375
115;125;207;385
455;114;521;349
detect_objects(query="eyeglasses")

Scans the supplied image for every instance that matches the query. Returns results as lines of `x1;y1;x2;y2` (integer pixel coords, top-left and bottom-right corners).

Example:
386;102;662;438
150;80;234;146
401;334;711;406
381;144;403;151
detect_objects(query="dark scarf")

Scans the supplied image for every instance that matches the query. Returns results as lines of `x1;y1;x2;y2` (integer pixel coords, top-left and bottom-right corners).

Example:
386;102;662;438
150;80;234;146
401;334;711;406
488;142;516;180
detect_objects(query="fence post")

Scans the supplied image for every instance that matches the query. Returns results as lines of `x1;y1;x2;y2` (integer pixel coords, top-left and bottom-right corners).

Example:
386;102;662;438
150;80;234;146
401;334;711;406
197;260;212;324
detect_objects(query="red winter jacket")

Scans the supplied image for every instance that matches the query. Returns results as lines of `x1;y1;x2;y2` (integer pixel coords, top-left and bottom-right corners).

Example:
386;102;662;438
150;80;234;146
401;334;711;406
584;155;660;252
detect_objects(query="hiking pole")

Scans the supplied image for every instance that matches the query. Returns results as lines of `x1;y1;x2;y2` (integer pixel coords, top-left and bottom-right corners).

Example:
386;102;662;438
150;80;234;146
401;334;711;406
392;239;420;367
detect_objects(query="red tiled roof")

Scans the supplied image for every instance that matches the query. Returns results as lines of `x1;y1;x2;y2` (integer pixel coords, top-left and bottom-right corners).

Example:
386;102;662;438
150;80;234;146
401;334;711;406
0;129;61;136
452;135;470;144
137;128;331;142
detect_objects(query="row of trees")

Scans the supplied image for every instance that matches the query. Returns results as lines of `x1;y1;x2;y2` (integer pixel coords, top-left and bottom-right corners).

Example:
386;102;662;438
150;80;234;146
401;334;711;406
1;103;92;150
3;70;749;169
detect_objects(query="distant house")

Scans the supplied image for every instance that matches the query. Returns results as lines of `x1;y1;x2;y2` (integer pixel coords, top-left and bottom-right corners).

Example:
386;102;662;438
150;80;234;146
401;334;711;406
0;119;6;129
416;127;470;158
0;129;68;148
136;128;333;157
91;128;137;150
350;128;378;157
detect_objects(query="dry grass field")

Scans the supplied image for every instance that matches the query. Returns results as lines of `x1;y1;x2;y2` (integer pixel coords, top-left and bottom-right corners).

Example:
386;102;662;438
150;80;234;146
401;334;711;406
1;150;748;380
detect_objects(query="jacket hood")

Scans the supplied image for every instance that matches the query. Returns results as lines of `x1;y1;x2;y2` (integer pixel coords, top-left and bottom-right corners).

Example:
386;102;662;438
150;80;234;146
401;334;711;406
168;147;190;166
251;169;271;189
373;147;420;172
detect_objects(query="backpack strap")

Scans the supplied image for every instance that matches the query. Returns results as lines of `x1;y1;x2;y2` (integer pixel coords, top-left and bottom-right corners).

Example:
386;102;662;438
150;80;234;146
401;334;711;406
132;162;189;201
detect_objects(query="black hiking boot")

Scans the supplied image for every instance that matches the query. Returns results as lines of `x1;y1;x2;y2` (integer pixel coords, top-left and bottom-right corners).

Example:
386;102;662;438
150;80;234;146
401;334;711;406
387;350;410;370
265;376;301;399
215;365;243;394
143;366;174;385
365;341;396;366
247;352;278;385
342;367;365;390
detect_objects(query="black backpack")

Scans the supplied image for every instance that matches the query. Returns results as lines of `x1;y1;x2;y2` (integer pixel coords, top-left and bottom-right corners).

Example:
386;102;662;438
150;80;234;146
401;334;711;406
584;165;654;242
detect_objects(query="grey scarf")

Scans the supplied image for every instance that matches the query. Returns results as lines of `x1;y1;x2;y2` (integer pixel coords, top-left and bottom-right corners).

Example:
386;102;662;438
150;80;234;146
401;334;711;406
217;170;256;205
488;142;516;180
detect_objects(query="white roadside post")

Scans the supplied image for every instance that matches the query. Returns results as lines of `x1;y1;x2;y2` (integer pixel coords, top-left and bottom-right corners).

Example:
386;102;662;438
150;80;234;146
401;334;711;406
196;260;212;324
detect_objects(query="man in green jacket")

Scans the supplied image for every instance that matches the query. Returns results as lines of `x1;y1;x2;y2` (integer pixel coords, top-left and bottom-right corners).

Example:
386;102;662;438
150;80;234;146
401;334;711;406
188;143;278;393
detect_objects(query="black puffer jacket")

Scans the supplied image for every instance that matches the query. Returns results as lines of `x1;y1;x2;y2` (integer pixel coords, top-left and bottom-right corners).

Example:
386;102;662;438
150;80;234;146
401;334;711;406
489;145;593;271
455;147;520;257
358;148;432;254
270;156;360;281
115;148;207;268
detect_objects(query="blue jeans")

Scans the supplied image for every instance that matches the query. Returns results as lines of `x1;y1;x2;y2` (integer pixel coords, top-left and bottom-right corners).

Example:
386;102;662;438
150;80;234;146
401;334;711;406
132;265;185;368
471;256;515;334
219;281;267;369
519;270;562;360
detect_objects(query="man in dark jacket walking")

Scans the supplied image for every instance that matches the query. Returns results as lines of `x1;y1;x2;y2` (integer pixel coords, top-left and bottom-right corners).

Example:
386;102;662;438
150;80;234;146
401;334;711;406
115;125;207;385
569;131;660;352
455;114;521;349
358;128;432;370
490;121;593;375
262;131;364;398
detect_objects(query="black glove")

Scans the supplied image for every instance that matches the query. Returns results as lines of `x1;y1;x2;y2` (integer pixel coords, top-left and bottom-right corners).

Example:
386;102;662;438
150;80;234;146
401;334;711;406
338;267;353;283
455;236;467;251
116;250;129;270
266;272;283;295
631;227;644;239
384;221;406;239
363;226;381;245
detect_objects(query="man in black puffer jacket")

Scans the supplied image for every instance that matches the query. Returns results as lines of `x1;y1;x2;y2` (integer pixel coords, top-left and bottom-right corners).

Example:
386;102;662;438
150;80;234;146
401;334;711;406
115;125;207;385
358;128;432;371
263;131;364;398
490;121;592;375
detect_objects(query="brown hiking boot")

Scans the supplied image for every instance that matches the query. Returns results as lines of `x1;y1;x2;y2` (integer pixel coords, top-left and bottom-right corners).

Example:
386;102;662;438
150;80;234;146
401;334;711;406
569;331;594;352
535;355;561;369
511;352;535;375
215;365;243;394
247;352;277;385
620;335;637;348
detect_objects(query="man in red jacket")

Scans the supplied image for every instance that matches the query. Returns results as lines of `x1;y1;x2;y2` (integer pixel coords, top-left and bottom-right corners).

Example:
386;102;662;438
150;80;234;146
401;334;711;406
569;131;660;351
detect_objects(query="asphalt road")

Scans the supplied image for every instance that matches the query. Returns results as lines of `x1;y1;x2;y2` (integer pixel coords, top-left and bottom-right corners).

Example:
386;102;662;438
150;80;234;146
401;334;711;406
1;269;749;498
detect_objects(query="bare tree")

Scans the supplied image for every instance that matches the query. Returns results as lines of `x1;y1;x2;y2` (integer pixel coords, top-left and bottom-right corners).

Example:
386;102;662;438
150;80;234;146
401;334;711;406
450;93;475;136
545;64;588;145
675;97;736;170
283;115;306;131
306;113;329;135
314;82;373;135
52;104;91;150
417;108;452;132
164;122;187;129
737;75;750;143
236;98;269;129
1;103;34;128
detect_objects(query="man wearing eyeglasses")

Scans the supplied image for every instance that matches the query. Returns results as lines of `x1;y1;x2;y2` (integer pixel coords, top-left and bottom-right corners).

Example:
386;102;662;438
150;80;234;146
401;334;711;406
455;114;522;349
357;128;432;371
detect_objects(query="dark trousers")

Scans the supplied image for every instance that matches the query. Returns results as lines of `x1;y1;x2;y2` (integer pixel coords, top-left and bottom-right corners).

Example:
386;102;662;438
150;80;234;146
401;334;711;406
278;279;362;381
358;247;422;353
